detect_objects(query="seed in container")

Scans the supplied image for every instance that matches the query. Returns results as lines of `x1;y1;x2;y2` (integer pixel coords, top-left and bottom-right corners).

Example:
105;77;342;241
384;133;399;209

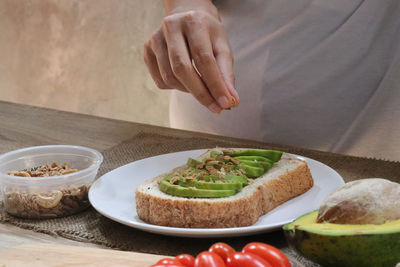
7;162;78;177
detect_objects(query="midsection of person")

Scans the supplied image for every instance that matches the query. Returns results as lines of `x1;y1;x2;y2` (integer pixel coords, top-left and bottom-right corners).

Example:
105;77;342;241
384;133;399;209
169;0;400;161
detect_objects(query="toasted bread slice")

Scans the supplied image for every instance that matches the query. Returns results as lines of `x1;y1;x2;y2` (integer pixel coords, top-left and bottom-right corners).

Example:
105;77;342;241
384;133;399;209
136;149;314;228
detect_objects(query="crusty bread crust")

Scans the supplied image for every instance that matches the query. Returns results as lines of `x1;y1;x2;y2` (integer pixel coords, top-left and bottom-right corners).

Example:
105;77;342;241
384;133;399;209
136;150;314;228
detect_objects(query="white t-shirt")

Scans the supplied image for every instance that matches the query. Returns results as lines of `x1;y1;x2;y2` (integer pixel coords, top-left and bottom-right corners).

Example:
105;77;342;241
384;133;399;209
170;0;400;161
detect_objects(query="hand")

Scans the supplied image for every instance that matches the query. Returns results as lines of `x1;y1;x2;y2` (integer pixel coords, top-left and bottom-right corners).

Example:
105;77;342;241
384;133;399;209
143;2;239;113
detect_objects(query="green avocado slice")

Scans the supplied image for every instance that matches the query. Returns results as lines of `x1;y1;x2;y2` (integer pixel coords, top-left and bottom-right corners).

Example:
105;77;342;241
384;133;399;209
283;210;400;267
229;149;283;162
159;179;236;198
159;149;284;198
200;174;248;185
210;150;223;158
186;157;202;168
224;174;248;185
234;156;274;164
177;179;243;191
237;159;272;172
235;164;264;178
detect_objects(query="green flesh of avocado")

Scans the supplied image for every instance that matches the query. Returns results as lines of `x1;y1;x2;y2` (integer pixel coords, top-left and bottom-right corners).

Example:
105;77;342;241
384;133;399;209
283;210;400;267
235;164;264;178
177;179;243;191
210;150;222;158
229;149;283;162
159;179;236;198
159;149;282;198
224;174;248;186
234;156;274;164
237;159;272;172
186;157;202;168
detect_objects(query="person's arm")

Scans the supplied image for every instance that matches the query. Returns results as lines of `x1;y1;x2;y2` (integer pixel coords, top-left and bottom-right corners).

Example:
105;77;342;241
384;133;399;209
143;0;239;113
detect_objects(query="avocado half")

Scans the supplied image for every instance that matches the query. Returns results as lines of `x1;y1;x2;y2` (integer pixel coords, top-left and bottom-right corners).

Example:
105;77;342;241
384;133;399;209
283;210;400;267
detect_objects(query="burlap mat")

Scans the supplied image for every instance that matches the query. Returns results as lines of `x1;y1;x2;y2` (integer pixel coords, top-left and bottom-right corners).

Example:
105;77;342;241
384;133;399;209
1;131;399;266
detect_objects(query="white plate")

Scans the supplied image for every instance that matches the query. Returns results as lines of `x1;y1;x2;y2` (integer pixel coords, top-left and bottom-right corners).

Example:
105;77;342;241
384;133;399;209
89;149;344;238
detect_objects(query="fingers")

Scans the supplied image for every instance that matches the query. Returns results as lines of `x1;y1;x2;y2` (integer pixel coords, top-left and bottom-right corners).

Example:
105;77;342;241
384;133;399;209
212;27;239;106
149;29;186;92
143;10;239;113
162;15;222;113
183;12;234;109
143;40;168;89
214;46;239;106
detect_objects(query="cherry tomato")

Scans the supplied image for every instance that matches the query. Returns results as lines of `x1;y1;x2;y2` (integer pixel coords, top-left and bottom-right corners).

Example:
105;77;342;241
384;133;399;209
242;242;291;267
176;254;195;267
194;251;226;267
151;265;185;267
209;242;236;262
156;257;184;266
226;252;272;267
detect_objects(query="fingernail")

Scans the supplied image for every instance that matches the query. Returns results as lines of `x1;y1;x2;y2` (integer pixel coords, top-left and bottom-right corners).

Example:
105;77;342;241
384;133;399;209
230;87;239;99
230;97;237;107
218;96;230;108
227;85;239;106
208;102;222;113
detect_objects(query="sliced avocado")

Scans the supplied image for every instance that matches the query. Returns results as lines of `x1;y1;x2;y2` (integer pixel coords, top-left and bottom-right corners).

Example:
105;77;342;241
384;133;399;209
159;179;236;198
224;174;248;186
159;150;281;198
201;174;248;185
205;162;223;170
237;159;272;172
229;149;283;162
210;150;223;158
234;156;274;165
186;158;202;168
235;164;264;178
178;179;242;191
283;210;400;267
200;175;218;182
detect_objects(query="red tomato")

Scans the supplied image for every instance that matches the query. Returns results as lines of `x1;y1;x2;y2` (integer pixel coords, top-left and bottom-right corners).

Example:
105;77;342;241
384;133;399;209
194;251;226;267
156;257;184;266
176;254;195;267
151;265;185;267
242;242;291;267
226;252;272;267
209;242;236;262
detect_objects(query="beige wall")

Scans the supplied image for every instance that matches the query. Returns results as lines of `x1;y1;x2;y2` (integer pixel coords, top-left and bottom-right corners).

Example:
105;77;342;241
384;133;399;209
0;0;170;127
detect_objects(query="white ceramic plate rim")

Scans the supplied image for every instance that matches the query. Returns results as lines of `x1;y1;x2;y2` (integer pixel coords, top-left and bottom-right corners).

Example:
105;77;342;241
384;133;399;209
89;149;344;238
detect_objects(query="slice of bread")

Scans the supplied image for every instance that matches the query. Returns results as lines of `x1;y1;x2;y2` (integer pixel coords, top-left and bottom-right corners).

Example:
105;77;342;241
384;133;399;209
136;149;314;228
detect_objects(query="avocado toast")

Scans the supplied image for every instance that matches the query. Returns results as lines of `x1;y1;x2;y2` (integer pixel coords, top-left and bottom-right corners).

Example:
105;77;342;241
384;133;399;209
136;148;314;228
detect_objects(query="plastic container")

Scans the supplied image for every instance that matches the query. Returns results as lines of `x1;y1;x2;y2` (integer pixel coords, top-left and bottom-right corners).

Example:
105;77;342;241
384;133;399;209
0;145;103;219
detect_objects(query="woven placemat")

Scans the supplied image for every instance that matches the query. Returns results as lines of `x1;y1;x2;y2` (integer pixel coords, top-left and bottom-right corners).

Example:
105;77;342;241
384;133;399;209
1;131;399;266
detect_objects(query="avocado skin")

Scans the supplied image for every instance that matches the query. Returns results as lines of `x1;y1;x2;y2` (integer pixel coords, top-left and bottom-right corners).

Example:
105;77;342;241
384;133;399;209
283;212;400;267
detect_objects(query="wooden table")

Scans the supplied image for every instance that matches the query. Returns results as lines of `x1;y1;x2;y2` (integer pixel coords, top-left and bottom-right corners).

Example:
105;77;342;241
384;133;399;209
1;100;287;253
1;100;399;265
0;101;144;251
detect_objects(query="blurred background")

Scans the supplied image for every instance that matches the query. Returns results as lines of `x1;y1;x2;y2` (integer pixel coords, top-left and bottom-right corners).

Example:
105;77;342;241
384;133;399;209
0;0;170;127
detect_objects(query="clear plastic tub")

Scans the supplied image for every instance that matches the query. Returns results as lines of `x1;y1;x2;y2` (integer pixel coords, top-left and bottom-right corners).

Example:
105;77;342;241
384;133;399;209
0;145;103;219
